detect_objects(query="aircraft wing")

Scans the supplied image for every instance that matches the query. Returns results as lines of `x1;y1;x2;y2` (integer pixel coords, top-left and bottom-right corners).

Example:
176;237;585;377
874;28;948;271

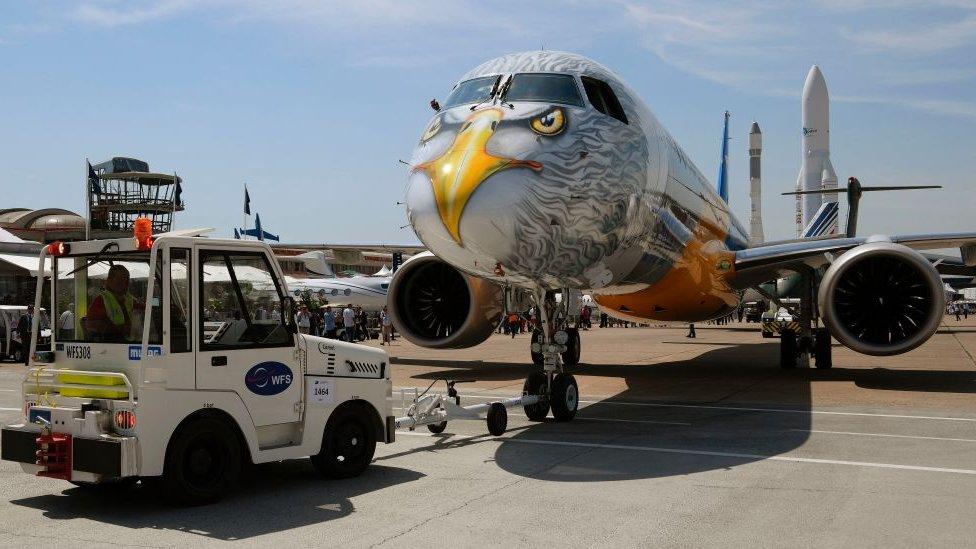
732;232;976;289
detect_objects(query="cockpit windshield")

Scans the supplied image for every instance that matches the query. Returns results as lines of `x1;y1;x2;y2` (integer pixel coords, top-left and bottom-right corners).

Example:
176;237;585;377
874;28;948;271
443;75;500;108
503;73;583;107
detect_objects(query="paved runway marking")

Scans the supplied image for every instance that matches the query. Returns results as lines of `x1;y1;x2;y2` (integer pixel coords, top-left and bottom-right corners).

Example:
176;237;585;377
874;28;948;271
396;431;976;475
0;407;20;411
399;390;976;423
793;428;976;443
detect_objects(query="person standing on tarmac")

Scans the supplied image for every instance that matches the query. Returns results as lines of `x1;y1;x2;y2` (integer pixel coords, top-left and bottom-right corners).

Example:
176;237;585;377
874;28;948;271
322;306;337;339
342;305;356;341
16;305;34;365
687;323;696;338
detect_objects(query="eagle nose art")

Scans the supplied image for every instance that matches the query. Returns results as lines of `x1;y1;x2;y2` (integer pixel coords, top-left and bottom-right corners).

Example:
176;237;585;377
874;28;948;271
413;108;541;245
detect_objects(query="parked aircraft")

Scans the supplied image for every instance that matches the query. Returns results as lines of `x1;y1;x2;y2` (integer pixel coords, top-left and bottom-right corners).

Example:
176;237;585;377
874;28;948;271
387;51;973;422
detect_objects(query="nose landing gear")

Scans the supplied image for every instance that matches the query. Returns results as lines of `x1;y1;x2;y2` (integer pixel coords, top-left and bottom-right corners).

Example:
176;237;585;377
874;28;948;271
523;289;580;422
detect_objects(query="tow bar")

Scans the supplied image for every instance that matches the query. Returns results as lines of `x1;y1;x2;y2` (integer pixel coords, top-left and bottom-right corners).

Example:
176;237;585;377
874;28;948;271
395;380;540;436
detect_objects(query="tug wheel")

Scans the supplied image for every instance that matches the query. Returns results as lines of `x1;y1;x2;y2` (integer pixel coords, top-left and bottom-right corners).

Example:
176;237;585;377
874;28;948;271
161;417;242;506
522;371;550;421
311;408;376;479
550;373;579;422
486;402;507;436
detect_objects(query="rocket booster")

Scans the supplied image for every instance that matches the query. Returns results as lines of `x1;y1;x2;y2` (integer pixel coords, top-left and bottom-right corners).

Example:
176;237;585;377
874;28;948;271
796;65;838;235
749;121;764;246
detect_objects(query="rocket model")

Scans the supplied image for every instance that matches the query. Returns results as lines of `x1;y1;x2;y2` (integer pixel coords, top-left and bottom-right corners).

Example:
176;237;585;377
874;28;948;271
795;65;838;237
748;122;764;246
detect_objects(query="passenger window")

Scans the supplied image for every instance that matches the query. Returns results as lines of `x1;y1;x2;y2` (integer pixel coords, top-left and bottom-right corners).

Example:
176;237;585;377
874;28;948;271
581;76;628;124
200;252;291;349
504;73;583;107
170;248;191;353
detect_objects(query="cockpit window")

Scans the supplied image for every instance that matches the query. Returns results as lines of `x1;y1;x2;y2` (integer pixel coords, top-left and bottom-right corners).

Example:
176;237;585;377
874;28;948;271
581;76;628;125
444;75;500;108
504;73;583;107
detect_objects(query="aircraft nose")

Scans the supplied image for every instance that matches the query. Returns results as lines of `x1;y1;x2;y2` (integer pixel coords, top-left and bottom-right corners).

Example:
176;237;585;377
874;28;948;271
410;108;541;245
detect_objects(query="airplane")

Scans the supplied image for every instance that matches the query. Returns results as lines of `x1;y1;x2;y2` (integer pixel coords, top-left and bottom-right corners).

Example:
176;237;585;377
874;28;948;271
284;251;391;313
386;50;976;423
239;212;280;242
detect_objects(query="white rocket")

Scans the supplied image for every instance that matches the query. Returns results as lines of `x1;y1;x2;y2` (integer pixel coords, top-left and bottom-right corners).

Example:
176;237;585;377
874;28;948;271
795;65;838;237
748;121;764;246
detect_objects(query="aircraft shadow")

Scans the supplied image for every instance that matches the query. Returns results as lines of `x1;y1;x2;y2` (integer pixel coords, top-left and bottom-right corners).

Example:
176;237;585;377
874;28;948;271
10;462;423;541
397;336;976;483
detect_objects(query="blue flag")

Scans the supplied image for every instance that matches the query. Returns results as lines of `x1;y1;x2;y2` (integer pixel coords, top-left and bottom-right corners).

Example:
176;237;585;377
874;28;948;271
174;178;183;207
88;162;101;195
244;186;251;215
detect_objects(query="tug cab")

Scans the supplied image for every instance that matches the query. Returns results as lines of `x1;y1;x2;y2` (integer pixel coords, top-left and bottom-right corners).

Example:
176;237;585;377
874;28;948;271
1;224;394;505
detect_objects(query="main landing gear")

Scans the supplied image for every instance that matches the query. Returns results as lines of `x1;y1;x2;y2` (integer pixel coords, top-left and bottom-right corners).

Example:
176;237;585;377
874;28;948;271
778;269;832;370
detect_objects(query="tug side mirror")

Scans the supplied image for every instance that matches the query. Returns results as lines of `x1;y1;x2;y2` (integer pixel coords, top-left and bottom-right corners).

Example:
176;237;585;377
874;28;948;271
282;296;298;334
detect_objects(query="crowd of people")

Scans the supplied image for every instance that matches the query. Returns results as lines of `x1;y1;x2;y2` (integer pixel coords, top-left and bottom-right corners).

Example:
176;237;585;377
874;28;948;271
294;304;396;345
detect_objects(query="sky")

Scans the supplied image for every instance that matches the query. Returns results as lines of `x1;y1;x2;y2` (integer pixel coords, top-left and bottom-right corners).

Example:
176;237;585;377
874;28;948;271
1;0;974;245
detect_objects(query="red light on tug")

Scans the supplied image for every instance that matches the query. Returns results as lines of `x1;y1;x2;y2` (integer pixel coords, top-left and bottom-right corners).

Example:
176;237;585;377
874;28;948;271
133;217;154;250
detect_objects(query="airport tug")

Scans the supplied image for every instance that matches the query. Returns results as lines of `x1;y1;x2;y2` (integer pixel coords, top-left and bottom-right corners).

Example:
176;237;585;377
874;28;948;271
0;221;395;505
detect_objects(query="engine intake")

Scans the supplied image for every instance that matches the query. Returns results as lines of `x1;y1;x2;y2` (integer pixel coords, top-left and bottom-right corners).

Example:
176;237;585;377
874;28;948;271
387;252;503;349
818;242;944;356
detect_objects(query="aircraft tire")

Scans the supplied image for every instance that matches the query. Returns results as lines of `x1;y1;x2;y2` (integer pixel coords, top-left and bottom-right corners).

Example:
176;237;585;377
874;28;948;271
550;373;579;422
780;330;798;369
561;328;581;367
522;372;550;421
814;328;832;369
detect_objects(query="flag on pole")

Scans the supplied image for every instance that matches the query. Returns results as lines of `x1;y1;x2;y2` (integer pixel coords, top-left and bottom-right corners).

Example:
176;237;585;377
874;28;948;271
233;228;240;239
88;162;101;194
244;185;251;215
174;178;183;207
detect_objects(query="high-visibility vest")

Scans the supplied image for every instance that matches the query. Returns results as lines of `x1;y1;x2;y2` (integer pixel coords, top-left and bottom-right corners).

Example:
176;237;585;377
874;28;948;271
100;291;134;327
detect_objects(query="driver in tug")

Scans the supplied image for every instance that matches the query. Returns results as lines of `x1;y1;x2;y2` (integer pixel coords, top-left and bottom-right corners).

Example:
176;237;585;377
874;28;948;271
86;264;141;342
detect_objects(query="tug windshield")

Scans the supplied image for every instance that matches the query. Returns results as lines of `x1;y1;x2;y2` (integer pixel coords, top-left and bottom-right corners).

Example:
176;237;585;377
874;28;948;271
53;252;161;344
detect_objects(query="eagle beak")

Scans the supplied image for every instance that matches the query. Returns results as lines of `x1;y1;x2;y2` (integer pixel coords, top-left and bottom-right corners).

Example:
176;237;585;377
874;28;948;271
415;108;541;245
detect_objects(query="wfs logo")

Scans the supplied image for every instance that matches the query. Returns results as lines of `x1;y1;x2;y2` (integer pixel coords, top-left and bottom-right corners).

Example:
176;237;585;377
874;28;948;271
244;362;293;396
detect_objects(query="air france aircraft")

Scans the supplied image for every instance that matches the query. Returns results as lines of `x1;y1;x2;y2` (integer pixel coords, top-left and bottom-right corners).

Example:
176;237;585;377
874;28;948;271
388;51;973;422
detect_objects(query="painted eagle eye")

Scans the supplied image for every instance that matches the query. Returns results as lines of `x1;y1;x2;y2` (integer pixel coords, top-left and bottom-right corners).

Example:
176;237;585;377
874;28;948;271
530;107;566;136
421;116;441;142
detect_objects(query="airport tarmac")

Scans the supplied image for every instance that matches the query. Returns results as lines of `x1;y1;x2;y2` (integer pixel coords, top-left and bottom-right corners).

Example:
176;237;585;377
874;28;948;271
1;320;976;547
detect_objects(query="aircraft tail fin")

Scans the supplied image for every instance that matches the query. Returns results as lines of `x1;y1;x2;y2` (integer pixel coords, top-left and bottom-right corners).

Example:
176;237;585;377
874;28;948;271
717;111;730;203
296;251;336;278
800;202;839;238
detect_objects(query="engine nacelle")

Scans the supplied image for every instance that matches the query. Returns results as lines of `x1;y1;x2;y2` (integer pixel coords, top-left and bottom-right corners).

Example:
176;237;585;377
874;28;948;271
387;252;503;349
818;242;945;356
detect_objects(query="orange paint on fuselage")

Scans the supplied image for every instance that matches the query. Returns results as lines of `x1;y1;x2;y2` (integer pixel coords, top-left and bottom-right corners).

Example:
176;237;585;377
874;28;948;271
593;224;738;323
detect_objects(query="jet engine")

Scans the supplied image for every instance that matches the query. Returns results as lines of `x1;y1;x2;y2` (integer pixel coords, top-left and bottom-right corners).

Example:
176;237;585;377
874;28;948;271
818;241;945;356
387;252;503;349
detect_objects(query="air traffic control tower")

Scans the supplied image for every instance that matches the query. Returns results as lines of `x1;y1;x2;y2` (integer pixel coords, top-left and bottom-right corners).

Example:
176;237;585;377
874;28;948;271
89;157;184;239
